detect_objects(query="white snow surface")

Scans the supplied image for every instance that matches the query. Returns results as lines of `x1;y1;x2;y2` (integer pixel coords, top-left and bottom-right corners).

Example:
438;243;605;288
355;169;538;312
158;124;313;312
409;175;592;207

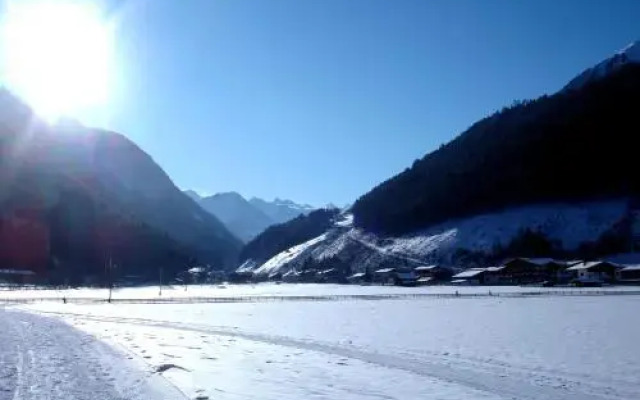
22;291;640;400
249;200;628;276
253;233;328;276
1;282;639;301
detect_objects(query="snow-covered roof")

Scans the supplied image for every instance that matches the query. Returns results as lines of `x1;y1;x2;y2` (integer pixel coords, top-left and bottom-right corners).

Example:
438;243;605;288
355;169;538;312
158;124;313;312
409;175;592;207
347;272;366;279
188;267;205;274
0;269;35;275
318;268;336;275
414;265;438;271
374;268;395;274
565;260;583;266
567;261;623;271
485;266;505;272
522;258;560;266
452;269;485;279
620;265;640;271
417;277;433;283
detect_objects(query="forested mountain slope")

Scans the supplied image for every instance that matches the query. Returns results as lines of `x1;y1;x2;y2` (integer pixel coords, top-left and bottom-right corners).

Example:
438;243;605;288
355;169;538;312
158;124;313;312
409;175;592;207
352;64;640;235
0;90;241;283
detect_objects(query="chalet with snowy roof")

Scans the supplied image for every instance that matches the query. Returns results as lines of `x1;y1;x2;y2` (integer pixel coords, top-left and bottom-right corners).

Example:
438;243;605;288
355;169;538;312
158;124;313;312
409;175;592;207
372;268;418;286
616;265;640;283
413;265;453;283
346;272;367;284
451;268;487;285
566;261;623;284
498;258;571;284
372;268;396;285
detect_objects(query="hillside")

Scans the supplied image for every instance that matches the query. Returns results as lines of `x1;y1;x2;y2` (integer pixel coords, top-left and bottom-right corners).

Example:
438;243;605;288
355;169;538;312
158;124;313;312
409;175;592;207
238;208;340;266
352;63;640;235
0;90;241;283
250;199;631;277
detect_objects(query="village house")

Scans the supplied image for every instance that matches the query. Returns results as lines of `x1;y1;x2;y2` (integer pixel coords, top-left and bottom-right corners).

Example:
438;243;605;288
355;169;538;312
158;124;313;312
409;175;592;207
565;261;623;284
497;258;570;284
372;268;418;286
372;268;396;285
566;261;622;284
413;265;453;284
616;265;640;283
346;272;367;284
451;268;487;285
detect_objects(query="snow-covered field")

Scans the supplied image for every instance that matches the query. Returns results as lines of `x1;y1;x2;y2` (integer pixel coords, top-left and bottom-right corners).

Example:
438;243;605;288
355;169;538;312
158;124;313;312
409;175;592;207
19;288;640;400
2;282;639;301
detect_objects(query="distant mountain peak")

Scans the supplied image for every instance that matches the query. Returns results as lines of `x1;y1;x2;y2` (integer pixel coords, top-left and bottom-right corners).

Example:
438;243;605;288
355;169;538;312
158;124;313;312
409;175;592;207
619;40;640;60
186;191;320;241
213;191;245;200
564;39;640;91
184;190;202;202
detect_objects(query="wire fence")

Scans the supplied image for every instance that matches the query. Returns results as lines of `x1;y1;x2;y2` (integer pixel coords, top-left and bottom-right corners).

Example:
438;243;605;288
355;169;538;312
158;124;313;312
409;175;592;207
2;289;640;305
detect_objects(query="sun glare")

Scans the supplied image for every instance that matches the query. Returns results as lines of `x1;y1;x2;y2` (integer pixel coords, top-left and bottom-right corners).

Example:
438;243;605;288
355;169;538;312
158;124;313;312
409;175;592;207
0;0;113;121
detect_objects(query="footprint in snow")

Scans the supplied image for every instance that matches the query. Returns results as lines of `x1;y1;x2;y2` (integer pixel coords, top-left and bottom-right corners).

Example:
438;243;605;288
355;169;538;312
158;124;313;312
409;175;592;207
155;363;190;374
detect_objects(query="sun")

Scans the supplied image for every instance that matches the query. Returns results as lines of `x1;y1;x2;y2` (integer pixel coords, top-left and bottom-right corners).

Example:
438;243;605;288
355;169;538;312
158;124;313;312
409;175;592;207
0;0;114;121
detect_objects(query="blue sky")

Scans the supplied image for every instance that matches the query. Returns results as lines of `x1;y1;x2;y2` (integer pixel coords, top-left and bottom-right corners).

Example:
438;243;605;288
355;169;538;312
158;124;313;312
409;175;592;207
14;0;640;205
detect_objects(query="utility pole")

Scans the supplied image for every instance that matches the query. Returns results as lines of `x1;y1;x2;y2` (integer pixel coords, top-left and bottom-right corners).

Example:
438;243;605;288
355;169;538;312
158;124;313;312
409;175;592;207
106;256;114;303
158;267;163;297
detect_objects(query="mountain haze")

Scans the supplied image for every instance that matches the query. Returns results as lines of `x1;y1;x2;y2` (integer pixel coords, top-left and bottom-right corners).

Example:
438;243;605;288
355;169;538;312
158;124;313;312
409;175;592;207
196;192;273;242
249;197;315;225
187;191;316;242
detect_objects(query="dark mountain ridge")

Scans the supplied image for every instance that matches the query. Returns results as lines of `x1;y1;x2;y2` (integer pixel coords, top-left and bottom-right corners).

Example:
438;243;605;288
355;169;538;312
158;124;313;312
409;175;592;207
352;63;640;235
0;91;241;283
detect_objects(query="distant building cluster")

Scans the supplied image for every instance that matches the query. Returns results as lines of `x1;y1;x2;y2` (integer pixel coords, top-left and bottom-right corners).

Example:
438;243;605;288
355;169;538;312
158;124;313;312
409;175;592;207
449;258;640;287
225;257;640;288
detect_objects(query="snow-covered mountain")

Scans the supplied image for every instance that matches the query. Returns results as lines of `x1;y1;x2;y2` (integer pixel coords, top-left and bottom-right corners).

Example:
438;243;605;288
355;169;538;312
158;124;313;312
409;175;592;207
241;39;640;276
249;197;315;225
248;200;630;277
196;192;274;242
186;191;316;242
564;40;640;91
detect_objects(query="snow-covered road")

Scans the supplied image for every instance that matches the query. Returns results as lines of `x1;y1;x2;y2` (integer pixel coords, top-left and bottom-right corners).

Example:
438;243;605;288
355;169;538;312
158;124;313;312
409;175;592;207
0;308;185;400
